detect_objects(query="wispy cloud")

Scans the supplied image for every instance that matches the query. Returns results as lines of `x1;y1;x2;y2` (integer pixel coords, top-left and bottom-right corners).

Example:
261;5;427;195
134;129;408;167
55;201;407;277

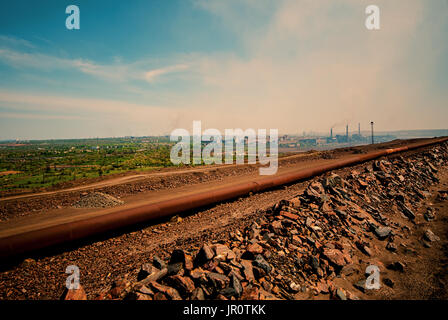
144;64;189;83
0;35;35;48
0;45;190;84
0;48;69;70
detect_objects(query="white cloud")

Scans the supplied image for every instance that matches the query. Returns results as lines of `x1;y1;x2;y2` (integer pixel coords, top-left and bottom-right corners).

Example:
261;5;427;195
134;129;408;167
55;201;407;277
0;46;190;84
0;35;35;48
144;64;189;83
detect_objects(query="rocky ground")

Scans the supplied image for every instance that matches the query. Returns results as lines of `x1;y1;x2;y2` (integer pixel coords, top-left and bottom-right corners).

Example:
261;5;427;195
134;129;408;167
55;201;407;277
56;142;448;301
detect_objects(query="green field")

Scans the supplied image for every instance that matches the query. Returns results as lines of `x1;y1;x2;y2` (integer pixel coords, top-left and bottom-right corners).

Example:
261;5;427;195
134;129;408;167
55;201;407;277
0;136;177;194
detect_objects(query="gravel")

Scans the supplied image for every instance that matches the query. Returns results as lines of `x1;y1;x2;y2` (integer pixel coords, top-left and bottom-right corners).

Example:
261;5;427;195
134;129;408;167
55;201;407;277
73;192;124;208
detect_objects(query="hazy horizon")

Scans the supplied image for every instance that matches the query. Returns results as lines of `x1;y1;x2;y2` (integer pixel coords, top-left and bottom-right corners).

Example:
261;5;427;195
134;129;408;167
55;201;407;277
1;0;447;140
1;128;447;143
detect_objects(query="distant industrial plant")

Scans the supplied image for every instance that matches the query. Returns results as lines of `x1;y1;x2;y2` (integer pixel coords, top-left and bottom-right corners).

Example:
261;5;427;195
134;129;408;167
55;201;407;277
279;123;397;152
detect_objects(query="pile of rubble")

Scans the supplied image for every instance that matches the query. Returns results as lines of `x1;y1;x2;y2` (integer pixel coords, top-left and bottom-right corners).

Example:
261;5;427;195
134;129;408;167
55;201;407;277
65;143;448;300
73;192;124;208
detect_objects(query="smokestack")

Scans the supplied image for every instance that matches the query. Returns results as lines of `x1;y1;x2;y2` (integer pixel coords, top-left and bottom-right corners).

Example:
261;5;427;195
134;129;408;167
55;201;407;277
330;128;333;139
371;121;374;144
346;125;348;140
358;123;361;135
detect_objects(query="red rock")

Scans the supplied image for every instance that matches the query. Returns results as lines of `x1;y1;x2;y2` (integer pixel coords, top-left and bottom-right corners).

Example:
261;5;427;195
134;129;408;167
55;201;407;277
109;280;131;299
134;292;152;300
190;268;209;279
184;254;194;270
153;292;168;300
290;198;301;207
259;288;278;300
213;244;236;260
271;220;282;231
136;284;154;296
203;260;218;271
291;235;302;245
61;285;87;300
241;260;255;281
191;287;205;300
206;272;230;289
280;211;300;221
214;266;225;274
168;275;196;295
194;244;215;266
357;179;368;188
316;281;329;294
345;290;359;300
139;267;168;284
228;269;245;282
322;248;351;267
149;281;182;300
241;286;259;300
169;249;194;271
334;288;347;300
94;290;112;300
320;201;332;212
137;263;158;281
246;243;263;254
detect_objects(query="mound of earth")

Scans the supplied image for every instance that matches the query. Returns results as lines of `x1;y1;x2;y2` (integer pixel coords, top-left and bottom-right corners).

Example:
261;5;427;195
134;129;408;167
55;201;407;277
73;192;124;208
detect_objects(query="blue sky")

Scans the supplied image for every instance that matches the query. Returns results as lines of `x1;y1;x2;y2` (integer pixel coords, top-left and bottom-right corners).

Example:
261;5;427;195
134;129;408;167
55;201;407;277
0;0;447;139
